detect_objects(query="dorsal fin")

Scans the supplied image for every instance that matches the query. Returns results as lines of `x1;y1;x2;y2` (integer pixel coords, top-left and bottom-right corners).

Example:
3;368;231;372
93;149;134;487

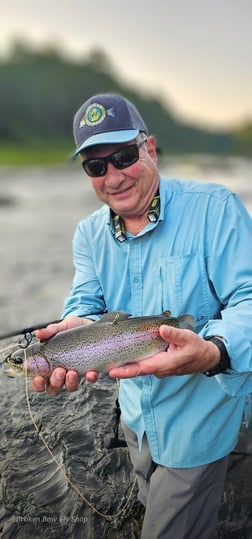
95;311;132;324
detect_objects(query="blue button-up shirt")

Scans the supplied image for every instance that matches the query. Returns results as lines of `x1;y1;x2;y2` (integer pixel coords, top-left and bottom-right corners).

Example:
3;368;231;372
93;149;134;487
63;177;252;467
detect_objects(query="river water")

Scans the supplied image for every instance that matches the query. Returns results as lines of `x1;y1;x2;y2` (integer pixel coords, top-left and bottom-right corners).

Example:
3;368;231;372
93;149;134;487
0;155;252;538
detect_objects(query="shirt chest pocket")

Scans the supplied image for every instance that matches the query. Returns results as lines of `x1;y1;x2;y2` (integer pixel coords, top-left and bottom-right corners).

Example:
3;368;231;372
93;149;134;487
158;254;219;333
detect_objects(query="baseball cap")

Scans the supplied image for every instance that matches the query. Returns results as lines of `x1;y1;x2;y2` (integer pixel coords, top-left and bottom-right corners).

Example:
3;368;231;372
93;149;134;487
72;93;148;157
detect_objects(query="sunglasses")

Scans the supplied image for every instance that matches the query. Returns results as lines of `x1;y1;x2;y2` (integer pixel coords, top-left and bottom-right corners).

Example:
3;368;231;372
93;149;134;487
81;137;147;178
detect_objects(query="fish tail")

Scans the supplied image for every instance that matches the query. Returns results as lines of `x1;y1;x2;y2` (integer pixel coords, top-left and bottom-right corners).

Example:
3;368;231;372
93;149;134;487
177;315;195;330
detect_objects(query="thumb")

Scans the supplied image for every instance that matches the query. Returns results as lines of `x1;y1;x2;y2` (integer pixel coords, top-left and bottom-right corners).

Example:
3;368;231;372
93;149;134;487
159;324;189;345
36;315;90;341
36;323;61;340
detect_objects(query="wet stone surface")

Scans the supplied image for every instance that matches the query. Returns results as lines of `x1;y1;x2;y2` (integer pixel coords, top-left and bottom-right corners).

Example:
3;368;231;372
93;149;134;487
0;163;252;537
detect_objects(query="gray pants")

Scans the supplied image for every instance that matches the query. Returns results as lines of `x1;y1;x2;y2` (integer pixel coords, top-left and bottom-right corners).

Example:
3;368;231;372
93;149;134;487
122;421;229;539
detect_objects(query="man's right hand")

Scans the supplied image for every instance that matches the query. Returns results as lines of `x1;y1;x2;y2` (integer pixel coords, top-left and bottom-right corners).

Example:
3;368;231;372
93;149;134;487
31;315;99;395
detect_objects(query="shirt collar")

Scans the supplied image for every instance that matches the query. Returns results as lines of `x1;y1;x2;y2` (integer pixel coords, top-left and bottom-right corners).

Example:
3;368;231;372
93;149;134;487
110;189;161;242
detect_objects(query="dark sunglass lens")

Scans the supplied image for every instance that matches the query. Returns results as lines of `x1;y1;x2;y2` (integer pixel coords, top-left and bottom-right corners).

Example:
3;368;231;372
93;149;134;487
83;159;107;177
112;145;139;169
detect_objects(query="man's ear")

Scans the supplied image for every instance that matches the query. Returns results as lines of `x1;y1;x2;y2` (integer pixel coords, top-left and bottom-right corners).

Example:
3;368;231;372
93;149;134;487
147;135;158;162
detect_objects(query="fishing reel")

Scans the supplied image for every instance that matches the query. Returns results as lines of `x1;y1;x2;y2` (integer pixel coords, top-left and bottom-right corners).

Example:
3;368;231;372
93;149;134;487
104;398;127;449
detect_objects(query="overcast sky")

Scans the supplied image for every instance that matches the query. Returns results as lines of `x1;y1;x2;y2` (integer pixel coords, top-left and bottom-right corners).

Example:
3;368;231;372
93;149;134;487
1;0;252;128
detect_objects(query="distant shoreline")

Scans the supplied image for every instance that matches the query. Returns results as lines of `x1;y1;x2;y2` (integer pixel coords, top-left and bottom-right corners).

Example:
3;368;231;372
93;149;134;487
1;144;252;167
0;144;74;166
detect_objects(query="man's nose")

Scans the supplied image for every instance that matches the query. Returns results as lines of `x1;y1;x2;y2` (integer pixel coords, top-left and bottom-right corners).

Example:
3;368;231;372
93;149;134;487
105;163;125;185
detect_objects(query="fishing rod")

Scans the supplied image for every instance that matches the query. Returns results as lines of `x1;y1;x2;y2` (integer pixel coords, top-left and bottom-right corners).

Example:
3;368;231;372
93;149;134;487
0;310;108;342
0;319;63;341
0;319;62;365
0;310;106;363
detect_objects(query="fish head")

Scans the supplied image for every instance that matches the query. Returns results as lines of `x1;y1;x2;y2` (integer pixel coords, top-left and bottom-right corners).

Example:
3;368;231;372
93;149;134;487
5;351;25;377
5;341;51;378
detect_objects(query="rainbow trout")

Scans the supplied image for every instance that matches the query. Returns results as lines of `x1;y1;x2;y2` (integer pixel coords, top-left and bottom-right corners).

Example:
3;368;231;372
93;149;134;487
6;311;194;378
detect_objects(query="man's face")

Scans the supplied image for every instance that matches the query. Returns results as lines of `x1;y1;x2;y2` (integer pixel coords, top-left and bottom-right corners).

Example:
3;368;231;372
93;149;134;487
80;136;159;219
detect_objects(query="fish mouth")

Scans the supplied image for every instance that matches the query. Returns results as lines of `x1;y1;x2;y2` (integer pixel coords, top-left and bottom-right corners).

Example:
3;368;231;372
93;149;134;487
4;365;24;377
5;355;24;376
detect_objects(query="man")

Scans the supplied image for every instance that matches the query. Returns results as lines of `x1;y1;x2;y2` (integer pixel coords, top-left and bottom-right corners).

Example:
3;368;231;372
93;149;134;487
33;93;252;538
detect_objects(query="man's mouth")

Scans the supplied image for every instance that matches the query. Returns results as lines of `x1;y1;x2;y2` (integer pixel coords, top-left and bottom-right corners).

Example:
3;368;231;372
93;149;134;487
107;184;135;197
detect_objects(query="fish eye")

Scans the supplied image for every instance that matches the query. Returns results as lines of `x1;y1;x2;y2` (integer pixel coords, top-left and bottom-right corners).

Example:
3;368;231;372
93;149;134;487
13;356;23;364
7;355;23;365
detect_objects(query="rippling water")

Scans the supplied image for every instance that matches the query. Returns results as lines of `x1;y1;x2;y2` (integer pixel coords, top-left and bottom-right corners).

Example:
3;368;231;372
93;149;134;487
0;156;252;538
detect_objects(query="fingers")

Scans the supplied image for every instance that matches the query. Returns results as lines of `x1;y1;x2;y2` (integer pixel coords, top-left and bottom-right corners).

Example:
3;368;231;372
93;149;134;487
159;324;175;341
32;368;77;395
32;367;99;394
109;327;198;380
36;323;62;341
35;315;93;341
33;316;97;393
46;367;69;396
65;370;79;391
109;359;158;379
109;329;219;380
32;375;47;392
85;370;99;383
159;324;194;347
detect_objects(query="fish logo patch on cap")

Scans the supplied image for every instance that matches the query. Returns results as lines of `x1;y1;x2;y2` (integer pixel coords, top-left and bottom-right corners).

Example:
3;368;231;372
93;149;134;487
79;103;115;128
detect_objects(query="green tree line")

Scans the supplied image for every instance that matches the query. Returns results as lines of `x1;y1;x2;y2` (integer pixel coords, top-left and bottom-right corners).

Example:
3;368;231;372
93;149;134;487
0;42;251;161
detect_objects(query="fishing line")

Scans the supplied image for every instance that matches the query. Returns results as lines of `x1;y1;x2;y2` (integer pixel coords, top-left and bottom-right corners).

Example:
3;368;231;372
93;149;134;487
23;348;137;521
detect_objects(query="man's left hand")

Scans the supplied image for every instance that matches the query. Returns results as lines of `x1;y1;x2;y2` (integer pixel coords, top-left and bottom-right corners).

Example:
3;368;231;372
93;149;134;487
109;325;221;379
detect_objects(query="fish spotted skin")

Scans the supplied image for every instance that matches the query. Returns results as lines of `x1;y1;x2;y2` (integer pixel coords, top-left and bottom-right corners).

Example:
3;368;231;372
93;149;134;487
8;311;194;377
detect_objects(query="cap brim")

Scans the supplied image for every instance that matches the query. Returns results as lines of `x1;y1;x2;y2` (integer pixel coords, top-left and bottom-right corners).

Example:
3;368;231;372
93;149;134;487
73;129;140;157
